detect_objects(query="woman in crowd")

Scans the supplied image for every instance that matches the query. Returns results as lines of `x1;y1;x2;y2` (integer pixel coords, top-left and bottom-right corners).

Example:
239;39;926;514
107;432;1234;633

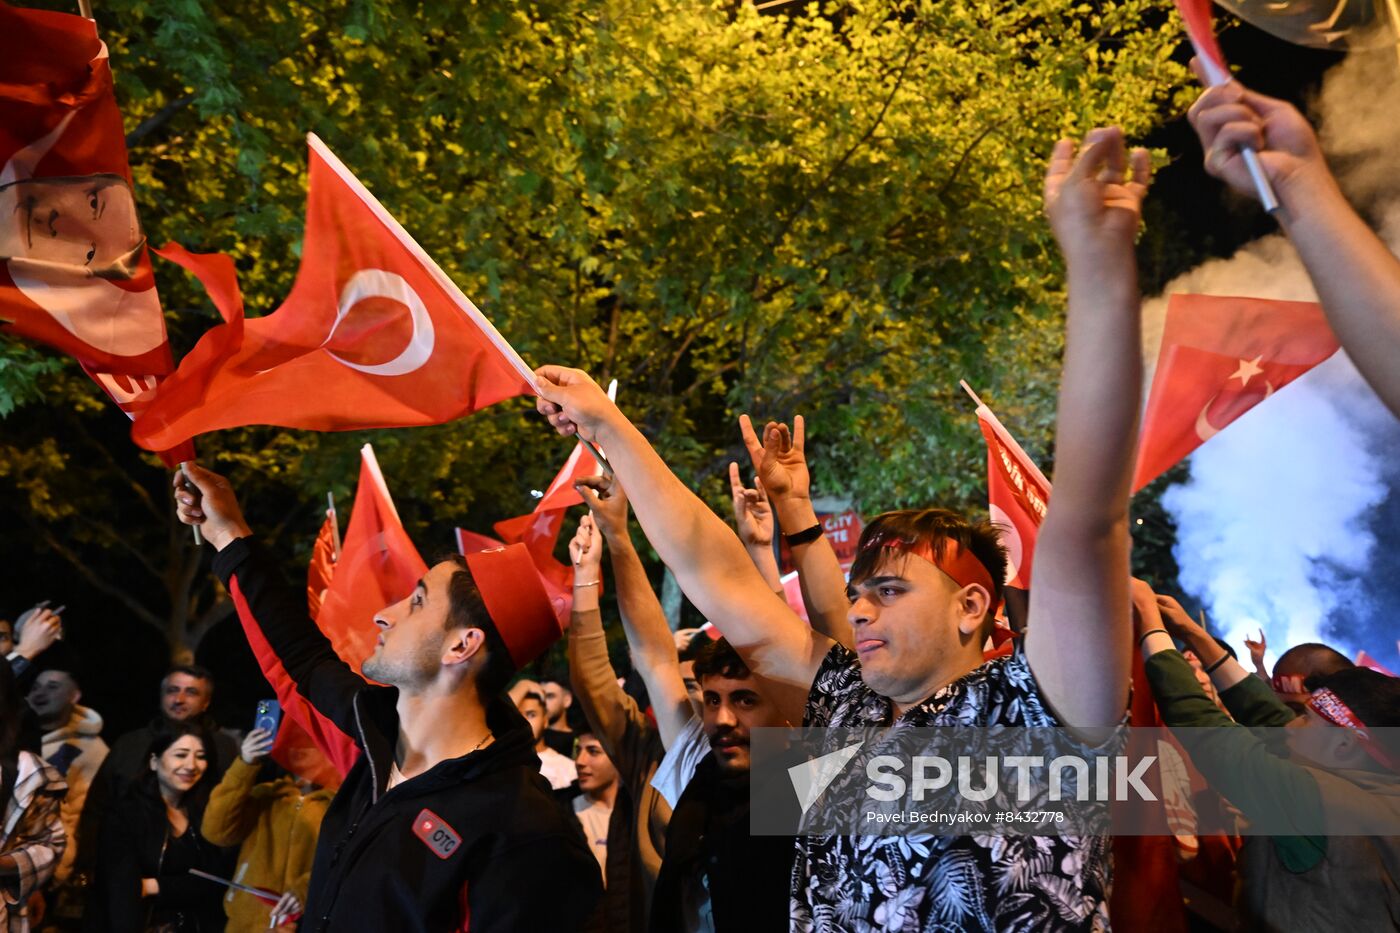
94;723;232;933
0;661;65;933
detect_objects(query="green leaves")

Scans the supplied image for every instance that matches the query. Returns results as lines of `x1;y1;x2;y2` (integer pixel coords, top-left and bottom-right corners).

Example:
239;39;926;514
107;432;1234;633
0;0;1189;648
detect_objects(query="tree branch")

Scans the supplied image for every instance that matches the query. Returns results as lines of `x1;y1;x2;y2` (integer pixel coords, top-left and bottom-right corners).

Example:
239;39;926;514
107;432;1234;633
125;94;195;150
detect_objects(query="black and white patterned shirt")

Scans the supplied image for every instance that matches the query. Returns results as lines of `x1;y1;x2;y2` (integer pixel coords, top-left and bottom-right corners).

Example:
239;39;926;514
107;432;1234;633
792;644;1114;932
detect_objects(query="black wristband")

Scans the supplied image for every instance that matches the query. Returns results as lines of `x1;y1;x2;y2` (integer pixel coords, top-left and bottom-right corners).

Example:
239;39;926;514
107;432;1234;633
1203;653;1230;675
1137;628;1168;647
783;523;824;547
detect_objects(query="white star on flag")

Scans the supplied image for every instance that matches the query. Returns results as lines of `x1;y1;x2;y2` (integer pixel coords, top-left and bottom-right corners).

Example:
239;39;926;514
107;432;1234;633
1230;355;1264;386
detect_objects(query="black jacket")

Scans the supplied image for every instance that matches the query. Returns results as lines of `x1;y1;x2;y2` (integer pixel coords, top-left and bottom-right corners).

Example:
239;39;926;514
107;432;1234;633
651;753;794;933
214;537;602;932
93;788;234;933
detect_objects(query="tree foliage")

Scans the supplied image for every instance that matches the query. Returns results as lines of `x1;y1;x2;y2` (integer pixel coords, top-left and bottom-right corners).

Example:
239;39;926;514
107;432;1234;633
0;0;1191;653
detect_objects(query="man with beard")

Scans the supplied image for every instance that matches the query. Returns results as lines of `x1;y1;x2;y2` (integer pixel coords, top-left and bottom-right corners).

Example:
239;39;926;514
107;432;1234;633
173;462;601;932
649;638;794;933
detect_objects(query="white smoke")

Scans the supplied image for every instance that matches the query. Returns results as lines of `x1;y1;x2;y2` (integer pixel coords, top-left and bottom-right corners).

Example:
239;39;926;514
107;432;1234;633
1150;44;1400;672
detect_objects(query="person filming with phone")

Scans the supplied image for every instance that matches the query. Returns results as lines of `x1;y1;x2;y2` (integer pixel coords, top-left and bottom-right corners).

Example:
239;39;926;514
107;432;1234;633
201;705;337;932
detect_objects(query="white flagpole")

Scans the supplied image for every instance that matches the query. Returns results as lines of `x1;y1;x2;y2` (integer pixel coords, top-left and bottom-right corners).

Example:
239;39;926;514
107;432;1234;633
1184;37;1279;213
327;491;341;562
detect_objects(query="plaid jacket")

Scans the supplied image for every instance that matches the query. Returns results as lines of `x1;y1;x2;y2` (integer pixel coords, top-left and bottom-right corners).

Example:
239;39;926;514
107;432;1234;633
0;751;67;933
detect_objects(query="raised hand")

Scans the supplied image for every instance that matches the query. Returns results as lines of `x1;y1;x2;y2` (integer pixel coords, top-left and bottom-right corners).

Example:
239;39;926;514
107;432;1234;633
728;462;774;549
173;462;252;551
568;514;605;582
738;414;810;502
1154;593;1204;641
1186;63;1328;204
1243;628;1267;669
534;366;618;443
240;727;274;765
574;475;630;543
14;607;62;660
1043;126;1151;262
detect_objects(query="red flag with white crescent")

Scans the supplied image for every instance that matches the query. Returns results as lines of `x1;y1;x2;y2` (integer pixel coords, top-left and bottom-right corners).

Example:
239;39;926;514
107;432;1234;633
1132;294;1339;491
130;134;537;452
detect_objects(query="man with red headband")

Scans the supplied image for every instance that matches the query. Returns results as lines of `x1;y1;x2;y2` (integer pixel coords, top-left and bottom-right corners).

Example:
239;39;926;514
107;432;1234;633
1135;582;1400;931
535;125;1149;931
173;463;602;932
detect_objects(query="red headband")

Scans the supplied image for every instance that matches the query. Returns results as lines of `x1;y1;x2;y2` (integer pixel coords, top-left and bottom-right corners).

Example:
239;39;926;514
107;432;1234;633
865;533;999;605
464;544;563;668
1307;687;1400;773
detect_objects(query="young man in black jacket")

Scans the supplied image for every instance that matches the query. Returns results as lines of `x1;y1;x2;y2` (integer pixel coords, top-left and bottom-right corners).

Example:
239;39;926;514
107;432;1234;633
174;462;602;932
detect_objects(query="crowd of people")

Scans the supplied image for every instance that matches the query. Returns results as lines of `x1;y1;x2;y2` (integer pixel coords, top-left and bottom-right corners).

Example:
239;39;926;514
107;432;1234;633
1;72;1398;932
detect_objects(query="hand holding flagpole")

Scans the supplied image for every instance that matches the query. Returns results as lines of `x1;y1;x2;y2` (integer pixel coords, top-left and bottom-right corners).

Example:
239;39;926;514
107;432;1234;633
179;463;204;546
1176;0;1279;213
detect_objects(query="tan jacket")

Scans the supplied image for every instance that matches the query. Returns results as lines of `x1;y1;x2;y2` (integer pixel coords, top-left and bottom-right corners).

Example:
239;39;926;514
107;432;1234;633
200;757;334;932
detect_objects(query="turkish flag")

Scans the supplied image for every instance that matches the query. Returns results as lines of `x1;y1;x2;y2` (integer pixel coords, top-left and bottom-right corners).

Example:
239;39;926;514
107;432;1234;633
489;439;604;625
455;526;504;556
318;444;428;676
130;134;537;452
967;389;1052;590
306;508;338;620
0;1;175;376
1132;294;1339;491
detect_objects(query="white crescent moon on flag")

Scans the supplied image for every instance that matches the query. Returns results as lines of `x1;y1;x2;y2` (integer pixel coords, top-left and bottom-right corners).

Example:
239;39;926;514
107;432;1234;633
1194;381;1276;442
323;268;435;377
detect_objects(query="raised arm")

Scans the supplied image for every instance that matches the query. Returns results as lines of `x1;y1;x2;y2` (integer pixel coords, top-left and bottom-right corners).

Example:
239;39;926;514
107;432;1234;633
575;479;695;749
535;378;833;700
1188;69;1400;417
564;513;662;764
1026;128;1147;731
176;463;367;740
739;415;854;649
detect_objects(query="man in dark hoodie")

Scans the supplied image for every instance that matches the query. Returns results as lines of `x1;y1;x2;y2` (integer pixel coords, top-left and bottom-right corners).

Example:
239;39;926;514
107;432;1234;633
174;462;602;932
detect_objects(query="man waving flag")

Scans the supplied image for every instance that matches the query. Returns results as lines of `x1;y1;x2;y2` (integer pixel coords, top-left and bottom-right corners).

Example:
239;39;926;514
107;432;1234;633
131;135;536;450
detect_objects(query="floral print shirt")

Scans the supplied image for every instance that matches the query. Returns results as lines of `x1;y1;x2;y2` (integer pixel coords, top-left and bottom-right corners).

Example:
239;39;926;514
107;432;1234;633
792;644;1113;933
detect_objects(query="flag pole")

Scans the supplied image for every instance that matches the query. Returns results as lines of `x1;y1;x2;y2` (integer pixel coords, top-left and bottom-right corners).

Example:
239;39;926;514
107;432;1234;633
327;491;341;562
77;0;93;18
1182;30;1279;213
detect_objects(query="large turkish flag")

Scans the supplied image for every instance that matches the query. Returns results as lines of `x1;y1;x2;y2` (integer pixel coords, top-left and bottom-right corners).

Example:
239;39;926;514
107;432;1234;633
131;134;534;451
1132;294;1339;491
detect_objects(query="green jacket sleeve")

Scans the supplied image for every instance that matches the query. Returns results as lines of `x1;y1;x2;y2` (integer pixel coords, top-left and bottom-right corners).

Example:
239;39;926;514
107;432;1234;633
1219;671;1297;728
1144;649;1325;871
